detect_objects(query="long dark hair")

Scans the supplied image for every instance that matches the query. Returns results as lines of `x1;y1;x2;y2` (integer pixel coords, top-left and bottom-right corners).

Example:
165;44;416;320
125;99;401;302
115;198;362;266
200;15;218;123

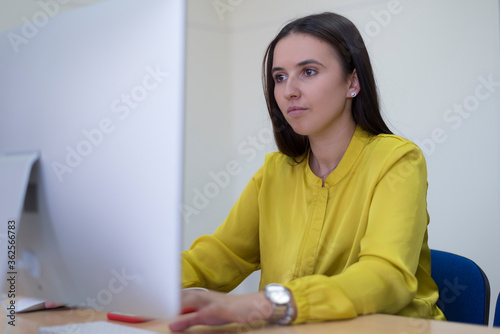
262;12;392;160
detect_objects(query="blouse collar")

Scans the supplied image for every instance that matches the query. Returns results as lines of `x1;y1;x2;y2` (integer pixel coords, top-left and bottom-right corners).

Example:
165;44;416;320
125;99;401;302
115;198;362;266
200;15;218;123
305;125;373;188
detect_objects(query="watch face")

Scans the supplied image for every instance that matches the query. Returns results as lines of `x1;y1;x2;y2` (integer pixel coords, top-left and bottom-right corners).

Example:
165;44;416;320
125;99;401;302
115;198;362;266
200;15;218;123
267;285;291;304
271;291;290;304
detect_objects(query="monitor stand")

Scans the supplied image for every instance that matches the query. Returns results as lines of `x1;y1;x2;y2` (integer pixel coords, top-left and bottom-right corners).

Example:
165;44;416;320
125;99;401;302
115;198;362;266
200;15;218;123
0;152;39;293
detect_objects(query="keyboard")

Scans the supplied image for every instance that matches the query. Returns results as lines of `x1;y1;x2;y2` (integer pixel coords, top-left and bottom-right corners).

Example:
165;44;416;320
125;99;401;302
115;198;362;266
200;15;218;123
38;321;158;334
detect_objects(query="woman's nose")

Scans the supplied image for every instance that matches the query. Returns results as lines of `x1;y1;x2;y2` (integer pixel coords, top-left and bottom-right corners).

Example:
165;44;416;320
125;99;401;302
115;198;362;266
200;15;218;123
284;77;300;100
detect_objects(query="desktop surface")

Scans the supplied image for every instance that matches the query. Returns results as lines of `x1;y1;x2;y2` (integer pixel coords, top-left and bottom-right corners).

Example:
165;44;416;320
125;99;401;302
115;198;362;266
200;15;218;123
2;304;500;334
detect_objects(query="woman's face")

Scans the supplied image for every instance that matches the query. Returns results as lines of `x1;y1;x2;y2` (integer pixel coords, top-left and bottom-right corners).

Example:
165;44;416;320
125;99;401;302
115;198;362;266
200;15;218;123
272;33;357;139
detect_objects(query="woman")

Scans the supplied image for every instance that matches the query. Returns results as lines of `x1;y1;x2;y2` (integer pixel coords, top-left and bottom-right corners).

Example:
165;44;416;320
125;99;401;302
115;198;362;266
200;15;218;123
169;12;445;331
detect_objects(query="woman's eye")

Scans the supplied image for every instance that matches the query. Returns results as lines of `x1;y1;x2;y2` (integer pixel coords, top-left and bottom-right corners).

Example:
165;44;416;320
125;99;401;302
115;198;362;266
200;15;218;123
304;69;317;76
274;74;286;83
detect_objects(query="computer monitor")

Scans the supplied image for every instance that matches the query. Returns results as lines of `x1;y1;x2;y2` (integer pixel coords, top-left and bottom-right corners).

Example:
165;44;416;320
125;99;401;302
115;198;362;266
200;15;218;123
0;0;185;319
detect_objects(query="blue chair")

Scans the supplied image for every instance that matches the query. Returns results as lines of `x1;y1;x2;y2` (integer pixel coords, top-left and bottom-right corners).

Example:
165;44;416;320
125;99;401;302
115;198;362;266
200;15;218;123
494;293;500;327
430;249;490;325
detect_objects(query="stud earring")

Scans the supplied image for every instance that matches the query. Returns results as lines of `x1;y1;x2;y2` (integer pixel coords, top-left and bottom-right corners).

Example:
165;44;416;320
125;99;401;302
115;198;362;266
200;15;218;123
351;92;356;97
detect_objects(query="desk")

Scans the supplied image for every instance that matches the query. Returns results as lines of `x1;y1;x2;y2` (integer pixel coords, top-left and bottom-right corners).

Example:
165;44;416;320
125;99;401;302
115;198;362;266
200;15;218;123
2;306;500;334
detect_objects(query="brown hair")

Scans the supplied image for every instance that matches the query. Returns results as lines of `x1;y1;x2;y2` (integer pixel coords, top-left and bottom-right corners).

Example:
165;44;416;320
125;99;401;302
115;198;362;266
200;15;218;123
262;12;392;160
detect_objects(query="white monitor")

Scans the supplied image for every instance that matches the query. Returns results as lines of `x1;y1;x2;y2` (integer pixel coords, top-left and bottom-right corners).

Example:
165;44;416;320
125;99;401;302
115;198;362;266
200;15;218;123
0;0;185;319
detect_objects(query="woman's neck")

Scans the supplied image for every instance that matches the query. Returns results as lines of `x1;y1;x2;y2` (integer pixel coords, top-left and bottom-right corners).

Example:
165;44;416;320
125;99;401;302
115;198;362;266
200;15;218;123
309;120;356;185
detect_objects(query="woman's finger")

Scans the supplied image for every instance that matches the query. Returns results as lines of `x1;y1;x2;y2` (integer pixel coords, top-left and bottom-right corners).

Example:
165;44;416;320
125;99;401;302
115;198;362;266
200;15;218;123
169;312;203;332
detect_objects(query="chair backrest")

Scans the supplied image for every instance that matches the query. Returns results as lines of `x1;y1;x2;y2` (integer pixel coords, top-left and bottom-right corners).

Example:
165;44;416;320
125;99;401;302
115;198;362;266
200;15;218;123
430;249;490;325
494;293;500;327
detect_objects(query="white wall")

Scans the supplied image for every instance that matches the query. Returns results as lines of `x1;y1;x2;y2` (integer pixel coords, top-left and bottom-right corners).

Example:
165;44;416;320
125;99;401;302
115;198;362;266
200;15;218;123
1;0;499;325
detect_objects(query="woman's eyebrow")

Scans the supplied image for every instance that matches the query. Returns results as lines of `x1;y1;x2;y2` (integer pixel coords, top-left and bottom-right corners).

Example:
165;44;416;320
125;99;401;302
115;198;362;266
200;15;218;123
271;66;283;74
272;59;326;73
297;59;325;67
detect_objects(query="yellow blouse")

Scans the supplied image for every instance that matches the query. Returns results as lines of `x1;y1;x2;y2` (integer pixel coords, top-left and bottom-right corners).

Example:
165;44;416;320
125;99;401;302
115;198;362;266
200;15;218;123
181;125;445;323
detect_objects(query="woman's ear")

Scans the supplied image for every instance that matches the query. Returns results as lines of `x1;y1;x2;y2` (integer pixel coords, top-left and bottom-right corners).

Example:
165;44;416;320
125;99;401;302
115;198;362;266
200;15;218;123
346;69;360;98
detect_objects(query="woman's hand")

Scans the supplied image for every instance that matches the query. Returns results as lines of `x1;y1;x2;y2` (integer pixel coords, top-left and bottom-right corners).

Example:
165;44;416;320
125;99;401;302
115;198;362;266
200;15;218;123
168;289;274;331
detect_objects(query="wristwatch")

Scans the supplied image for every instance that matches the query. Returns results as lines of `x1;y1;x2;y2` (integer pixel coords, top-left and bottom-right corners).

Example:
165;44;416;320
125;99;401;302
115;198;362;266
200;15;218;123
263;283;294;325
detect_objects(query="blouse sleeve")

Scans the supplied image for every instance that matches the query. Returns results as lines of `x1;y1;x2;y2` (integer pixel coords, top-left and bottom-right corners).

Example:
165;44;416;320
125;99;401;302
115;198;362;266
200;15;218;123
181;168;262;292
283;144;430;323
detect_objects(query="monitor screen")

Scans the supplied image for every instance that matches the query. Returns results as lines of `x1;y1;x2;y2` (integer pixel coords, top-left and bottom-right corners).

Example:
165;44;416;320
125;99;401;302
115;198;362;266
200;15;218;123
0;0;185;319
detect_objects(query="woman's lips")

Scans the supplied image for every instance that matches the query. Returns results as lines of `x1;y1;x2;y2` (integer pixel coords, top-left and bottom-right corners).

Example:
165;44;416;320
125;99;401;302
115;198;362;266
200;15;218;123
287;106;307;117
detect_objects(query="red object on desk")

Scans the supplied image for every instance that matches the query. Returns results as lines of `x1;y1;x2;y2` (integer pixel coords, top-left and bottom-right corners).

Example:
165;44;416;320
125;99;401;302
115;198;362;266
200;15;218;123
107;312;151;323
181;307;198;314
107;308;197;323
